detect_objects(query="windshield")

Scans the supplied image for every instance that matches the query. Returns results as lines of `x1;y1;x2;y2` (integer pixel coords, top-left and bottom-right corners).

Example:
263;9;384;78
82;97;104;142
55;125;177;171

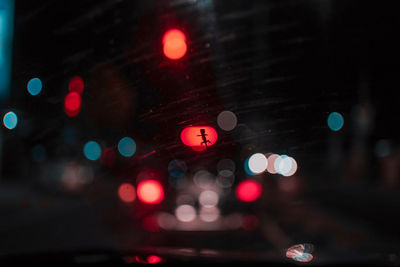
1;0;399;265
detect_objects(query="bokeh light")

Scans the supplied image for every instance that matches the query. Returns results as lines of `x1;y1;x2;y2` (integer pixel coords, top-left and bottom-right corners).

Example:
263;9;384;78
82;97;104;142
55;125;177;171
27;77;42;96
118;137;136;157
216;169;235;188
163;29;187;60
199;206;220;222
247;153;268;175
3;111;17;130
137;180;164;204
64;91;81;117
146;255;163;264
180;126;218;151
118;183;136;203
168;159;187;178
266;154;279;174
286;244;314;263
175;204;196;222
199;190;219;207
193;170;215;188
83;141;102;161
157;212;177;230
327;112;344;131
236;180;262;202
68;76;84;94
273;155;298;176
217;110;237;131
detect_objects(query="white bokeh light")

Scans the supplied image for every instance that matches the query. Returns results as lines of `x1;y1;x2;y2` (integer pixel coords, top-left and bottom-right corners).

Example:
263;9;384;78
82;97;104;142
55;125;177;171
217;111;237;131
248;153;268;174
199;207;220;222
175;205;196;222
199;190;219;207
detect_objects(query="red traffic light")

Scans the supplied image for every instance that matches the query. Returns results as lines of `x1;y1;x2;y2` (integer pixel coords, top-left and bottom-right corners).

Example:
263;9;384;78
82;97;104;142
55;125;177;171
180;126;218;151
162;29;187;60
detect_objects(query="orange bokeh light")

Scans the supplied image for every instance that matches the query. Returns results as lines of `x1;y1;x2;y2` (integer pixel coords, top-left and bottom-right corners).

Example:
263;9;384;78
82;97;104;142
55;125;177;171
118;183;136;203
180;126;218;151
162;29;187;60
137;180;164;204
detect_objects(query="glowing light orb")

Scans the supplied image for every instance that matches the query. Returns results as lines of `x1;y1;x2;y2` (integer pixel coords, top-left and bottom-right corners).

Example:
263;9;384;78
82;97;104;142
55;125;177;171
175;204;196;222
199;190;219;207
327;112;344;131
27;77;42;96
64;91;81;117
118;137;136;157
266;154;279;174
247;153;268;174
163;29;187;60
236;180;262;202
199;206;220;222
83;141;101;161
180;126;218;151
68;76;84;94
147;255;162;264
137;180;164;204
3;111;17;130
118;183;136;203
217;110;237;131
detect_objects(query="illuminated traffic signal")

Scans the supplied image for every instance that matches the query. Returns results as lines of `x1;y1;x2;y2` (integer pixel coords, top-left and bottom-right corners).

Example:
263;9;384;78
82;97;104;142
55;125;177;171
180;126;218;151
162;29;187;60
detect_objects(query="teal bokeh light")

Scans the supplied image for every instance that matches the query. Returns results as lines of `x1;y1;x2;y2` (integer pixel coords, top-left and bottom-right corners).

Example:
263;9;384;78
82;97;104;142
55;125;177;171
118;137;136;157
84;141;102;161
3;111;17;129
27;77;42;96
327;112;344;131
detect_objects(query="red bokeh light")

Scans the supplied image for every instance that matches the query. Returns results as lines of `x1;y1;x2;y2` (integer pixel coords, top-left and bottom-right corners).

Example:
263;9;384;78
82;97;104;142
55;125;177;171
118;183;136;203
64;91;81;117
147;255;162;264
180;126;218;151
162;29;187;60
236;180;262;202
137;180;164;204
68;76;84;94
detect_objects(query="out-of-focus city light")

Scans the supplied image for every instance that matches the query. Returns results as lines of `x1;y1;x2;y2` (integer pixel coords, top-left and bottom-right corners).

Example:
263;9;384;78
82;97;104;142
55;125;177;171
217;110;237;131
32;144;46;163
27;77;42;96
274;155;298;176
180;126;218;151
168;159;187;178
175;204;196;222
199;206;220;222
199;190;219;207
286;244;314;263
163;29;187;60
64;91;81;117
137;180;164;204
68;76;84;94
246;153;268;175
216;169;235;188
236;180;262;202
118;137;136;157
193;169;215;188
327;112;344;131
83;140;102;161
3;111;17;129
157;212;177;230
118;183;136;203
146;255;163;264
266;153;279;174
